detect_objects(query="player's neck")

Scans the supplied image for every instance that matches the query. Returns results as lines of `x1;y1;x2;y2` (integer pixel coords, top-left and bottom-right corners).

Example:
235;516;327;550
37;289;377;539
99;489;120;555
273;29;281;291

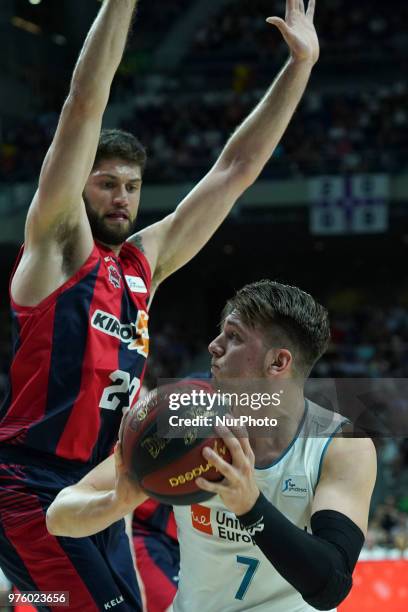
97;240;123;257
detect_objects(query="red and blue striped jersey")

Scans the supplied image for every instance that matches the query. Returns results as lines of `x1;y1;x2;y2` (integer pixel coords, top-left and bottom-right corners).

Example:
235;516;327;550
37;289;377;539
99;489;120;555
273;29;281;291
133;500;177;542
0;241;151;467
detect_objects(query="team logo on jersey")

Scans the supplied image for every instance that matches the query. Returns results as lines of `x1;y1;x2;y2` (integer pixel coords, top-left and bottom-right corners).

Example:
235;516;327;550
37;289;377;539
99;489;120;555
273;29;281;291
191;505;256;544
125;275;147;293
91;309;149;356
281;476;308;497
108;264;121;289
191;504;213;535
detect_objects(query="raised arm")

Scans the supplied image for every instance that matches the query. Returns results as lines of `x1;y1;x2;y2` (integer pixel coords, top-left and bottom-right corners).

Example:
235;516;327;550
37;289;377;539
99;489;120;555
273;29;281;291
134;0;318;289
12;0;138;305
46;444;146;538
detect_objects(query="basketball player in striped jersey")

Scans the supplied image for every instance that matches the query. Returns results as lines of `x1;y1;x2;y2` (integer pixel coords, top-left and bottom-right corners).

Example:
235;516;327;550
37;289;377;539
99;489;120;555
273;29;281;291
47;280;376;611
0;0;321;609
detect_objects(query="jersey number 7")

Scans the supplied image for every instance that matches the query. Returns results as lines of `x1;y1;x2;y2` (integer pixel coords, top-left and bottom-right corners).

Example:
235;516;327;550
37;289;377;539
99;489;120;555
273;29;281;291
235;556;260;600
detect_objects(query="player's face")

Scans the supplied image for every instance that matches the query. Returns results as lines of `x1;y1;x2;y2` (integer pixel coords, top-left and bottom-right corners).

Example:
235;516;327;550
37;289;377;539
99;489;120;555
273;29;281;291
208;312;268;380
83;157;142;246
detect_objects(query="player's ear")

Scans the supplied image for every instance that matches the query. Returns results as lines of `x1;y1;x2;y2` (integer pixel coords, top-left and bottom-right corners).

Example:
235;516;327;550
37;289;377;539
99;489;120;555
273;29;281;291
264;348;292;377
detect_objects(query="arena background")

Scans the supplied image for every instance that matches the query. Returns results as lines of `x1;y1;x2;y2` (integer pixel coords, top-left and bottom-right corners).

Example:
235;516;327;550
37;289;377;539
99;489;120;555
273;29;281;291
0;0;407;610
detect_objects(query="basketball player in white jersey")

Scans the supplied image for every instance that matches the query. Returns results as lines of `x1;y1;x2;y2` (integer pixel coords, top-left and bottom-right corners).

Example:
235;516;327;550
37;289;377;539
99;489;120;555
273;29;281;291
46;280;376;612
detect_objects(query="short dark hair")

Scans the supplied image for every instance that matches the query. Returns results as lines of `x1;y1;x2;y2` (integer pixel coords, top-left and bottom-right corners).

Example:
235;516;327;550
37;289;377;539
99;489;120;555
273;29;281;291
222;280;330;377
93;129;147;174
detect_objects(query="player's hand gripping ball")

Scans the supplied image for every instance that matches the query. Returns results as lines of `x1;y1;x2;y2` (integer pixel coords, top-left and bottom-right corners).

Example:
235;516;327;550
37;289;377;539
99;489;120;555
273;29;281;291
120;380;232;505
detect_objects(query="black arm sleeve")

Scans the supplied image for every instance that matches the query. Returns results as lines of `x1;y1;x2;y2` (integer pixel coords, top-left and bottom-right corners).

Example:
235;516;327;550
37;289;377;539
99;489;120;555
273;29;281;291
238;493;365;611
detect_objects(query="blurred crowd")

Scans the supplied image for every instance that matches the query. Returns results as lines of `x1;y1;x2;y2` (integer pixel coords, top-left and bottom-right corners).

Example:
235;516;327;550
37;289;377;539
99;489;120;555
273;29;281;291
1;79;407;184
367;444;408;552
1;0;408;184
315;305;408;378
192;0;408;64
142;322;202;388
0;112;58;183
129;0;190;50
121;80;408;182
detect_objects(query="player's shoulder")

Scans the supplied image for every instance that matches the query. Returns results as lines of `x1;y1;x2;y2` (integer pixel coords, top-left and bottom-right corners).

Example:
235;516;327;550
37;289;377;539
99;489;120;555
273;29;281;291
323;436;377;478
328;435;376;455
304;399;348;437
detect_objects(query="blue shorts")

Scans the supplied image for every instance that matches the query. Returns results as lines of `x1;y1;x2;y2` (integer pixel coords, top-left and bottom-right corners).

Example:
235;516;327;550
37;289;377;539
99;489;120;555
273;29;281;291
0;452;142;612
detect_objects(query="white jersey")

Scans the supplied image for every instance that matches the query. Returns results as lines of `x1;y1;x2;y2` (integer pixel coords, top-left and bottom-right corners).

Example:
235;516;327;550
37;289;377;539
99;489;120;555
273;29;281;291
172;400;348;612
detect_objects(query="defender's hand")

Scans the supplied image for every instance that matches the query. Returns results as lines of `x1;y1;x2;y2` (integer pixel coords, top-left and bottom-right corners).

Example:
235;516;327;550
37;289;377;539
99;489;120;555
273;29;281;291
267;0;319;66
196;425;260;516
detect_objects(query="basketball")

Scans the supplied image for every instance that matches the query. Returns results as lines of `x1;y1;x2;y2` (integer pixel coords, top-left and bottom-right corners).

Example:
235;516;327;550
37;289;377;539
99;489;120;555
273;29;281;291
120;380;233;505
